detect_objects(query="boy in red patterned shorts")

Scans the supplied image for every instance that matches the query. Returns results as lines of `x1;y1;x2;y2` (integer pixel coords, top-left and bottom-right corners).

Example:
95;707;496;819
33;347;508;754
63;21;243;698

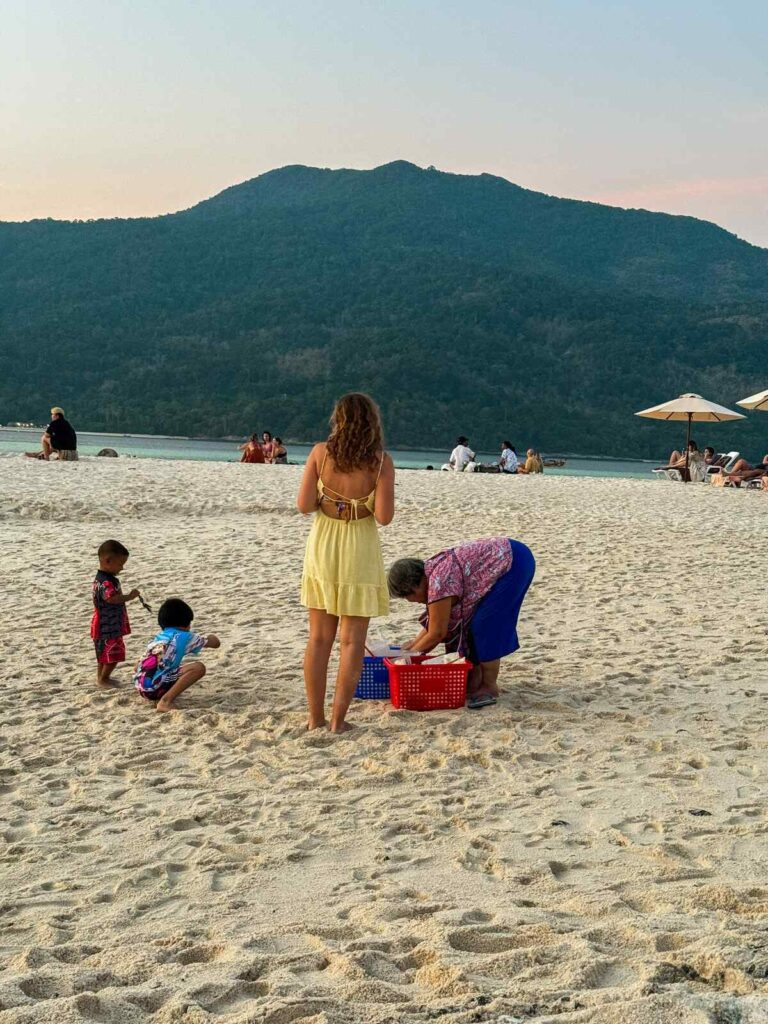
91;539;140;686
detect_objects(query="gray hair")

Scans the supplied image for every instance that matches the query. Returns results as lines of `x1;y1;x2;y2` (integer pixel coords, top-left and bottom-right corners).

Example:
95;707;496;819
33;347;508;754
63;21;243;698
388;558;426;598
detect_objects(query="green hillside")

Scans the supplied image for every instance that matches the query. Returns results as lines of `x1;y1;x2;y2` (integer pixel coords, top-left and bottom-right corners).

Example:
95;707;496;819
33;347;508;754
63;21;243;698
1;161;767;457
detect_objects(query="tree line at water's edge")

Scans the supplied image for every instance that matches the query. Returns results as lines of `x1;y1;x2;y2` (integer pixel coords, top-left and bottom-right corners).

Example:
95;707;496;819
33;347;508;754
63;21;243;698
2;161;767;459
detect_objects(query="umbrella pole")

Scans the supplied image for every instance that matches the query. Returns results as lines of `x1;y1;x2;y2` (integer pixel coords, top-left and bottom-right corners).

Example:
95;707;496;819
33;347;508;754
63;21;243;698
684;413;692;483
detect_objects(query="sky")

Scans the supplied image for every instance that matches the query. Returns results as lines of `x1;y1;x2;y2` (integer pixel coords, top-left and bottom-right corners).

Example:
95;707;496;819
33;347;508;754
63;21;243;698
2;0;767;246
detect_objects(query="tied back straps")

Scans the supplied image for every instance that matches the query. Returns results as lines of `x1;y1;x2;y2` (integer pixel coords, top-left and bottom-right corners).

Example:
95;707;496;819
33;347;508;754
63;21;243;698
318;450;384;522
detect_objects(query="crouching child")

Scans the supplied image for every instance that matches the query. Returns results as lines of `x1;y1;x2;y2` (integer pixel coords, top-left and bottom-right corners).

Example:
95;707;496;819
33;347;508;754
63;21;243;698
133;598;220;712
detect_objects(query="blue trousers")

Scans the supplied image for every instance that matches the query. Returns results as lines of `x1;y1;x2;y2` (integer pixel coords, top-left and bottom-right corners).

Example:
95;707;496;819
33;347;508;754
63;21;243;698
467;540;536;664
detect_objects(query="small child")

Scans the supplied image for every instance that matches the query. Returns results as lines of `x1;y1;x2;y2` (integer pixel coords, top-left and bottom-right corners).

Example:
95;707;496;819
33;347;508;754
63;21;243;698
92;539;141;686
133;598;220;712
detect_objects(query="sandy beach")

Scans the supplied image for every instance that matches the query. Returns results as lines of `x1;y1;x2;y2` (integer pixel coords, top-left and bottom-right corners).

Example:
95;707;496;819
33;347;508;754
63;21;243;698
1;456;767;1024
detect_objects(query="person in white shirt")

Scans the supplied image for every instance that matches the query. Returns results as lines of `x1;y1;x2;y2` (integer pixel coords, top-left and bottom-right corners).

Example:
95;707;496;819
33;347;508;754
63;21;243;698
442;436;476;472
499;441;518;474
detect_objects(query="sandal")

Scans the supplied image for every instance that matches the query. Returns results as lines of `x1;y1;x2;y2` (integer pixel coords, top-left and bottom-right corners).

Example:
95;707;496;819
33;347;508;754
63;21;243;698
467;694;498;710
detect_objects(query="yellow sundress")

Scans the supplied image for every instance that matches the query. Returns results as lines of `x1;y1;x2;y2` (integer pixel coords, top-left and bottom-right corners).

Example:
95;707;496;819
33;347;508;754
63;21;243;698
300;454;389;618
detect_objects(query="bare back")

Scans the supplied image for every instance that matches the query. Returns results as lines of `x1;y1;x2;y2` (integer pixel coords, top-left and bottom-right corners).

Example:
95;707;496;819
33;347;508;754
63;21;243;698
317;443;382;521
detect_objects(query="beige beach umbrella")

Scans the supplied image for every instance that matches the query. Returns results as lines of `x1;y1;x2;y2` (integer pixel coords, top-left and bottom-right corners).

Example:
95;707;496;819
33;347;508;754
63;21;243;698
635;392;745;481
737;388;768;412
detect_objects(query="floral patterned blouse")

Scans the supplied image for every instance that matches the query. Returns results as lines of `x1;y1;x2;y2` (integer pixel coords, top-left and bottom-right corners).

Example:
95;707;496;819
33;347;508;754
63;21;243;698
422;536;512;648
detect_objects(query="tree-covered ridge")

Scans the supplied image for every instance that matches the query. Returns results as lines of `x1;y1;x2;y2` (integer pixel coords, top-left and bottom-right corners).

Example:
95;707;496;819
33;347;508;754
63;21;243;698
1;161;767;457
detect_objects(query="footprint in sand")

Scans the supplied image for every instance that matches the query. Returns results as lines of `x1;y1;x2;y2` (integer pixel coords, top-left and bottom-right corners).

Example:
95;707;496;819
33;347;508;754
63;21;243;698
447;923;557;954
548;860;585;882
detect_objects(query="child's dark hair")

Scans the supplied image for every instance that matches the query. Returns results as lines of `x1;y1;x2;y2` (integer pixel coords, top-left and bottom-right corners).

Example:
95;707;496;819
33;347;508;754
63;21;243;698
98;539;129;559
158;599;194;629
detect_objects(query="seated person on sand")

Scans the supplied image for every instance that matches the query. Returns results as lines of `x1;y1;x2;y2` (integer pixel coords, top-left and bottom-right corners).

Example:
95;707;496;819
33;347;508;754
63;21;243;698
261;431;276;462
725;454;768;485
499;441;519;474
25;407;78;461
239;434;265;463
272;437;288;464
388;536;536;710
517;448;543;474
441;436;476;472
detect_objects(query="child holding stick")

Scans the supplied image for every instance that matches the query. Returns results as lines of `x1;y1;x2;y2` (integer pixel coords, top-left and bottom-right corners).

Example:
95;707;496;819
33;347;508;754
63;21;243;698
91;539;141;686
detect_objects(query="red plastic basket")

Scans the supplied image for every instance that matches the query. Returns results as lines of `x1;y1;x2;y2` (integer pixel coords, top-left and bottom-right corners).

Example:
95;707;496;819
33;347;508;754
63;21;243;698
384;654;471;711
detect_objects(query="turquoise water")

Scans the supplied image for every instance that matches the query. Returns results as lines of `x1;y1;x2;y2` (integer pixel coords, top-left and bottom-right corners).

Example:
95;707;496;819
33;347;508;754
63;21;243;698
0;427;653;478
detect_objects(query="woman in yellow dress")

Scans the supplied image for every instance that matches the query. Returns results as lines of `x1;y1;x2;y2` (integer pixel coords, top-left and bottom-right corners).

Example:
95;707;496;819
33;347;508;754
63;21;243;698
297;393;395;732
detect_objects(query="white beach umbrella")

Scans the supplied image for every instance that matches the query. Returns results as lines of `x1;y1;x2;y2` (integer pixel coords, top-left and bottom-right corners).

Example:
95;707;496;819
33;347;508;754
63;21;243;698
737;388;768;412
635;392;745;481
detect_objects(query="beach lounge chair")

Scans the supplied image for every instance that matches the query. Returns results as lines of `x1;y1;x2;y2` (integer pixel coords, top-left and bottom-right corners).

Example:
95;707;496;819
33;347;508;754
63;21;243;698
707;452;740;475
652;463;706;482
653;451;740;483
652;467;684;481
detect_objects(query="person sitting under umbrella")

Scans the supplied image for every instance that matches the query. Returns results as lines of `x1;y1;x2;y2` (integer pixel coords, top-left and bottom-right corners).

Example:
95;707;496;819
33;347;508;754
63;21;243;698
657;439;710;480
25;407;78;461
388;536;535;710
660;439;704;472
637;393;745;483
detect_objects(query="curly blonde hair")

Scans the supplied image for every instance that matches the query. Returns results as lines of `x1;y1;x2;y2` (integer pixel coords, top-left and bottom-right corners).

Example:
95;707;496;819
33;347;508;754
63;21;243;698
326;393;383;473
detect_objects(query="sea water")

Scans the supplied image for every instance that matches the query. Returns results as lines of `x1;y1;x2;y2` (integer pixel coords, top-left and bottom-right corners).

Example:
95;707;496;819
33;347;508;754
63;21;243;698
0;427;654;479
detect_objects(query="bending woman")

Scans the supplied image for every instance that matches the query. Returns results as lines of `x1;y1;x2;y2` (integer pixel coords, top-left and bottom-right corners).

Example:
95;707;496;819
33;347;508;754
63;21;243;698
388;537;535;709
297;393;395;732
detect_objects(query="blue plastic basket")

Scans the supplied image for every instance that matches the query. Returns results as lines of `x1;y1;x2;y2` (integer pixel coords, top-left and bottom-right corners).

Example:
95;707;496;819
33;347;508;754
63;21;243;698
354;656;391;699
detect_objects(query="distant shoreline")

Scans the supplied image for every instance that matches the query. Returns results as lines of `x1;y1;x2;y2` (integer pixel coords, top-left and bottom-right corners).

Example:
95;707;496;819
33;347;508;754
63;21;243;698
0;425;654;464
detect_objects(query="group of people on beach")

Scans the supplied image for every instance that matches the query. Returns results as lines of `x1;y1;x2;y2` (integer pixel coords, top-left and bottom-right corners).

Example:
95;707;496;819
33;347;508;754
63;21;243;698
661;440;768;485
444;437;544;474
239;431;288;464
91;393;536;730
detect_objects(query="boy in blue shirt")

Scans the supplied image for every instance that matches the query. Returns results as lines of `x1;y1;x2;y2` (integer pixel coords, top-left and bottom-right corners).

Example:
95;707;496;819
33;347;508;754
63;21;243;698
133;598;220;712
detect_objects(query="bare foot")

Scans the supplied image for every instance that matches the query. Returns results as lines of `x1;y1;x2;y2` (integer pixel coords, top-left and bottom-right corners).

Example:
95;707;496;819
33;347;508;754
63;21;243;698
97;679;118;688
329;721;355;734
156;700;175;713
307;718;328;730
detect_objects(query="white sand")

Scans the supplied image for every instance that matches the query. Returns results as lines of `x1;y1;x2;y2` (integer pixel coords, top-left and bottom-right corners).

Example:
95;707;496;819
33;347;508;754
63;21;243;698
1;456;768;1024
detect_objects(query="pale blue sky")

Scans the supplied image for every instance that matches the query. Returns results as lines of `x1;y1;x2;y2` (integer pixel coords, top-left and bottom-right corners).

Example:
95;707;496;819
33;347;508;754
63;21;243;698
2;0;767;244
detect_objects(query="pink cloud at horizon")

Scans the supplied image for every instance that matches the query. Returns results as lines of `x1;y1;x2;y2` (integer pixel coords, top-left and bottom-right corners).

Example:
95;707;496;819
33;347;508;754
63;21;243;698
593;176;768;205
564;176;768;247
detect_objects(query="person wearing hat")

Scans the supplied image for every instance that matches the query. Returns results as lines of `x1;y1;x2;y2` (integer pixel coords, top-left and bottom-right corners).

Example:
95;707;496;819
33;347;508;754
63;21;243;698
25;407;78;461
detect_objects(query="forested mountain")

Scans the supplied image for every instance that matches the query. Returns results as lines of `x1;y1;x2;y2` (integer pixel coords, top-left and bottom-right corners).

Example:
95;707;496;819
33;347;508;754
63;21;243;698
1;160;767;457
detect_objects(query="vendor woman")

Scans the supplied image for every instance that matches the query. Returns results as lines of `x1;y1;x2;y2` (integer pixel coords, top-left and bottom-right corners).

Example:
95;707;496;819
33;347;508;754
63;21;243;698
388;537;535;710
